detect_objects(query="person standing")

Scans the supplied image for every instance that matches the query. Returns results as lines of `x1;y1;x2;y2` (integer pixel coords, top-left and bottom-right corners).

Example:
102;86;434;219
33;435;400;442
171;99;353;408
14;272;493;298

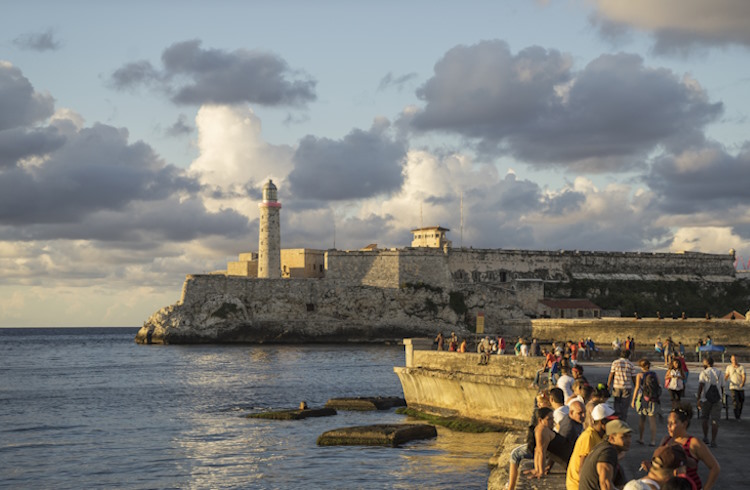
665;358;686;409
632;358;661;446
661;404;720;490
566;403;615;490
435;332;444;351
724;354;746;420
608;349;637;420
578;419;633;490
697;357;723;447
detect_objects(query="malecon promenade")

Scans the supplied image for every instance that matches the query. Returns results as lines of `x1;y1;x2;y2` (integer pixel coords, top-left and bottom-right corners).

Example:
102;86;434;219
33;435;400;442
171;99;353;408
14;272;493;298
394;328;750;490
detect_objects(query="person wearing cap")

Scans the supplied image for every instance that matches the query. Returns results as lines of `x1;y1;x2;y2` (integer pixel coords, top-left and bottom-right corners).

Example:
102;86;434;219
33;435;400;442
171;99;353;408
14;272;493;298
578;419;632;490
566;403;614;490
623;444;689;490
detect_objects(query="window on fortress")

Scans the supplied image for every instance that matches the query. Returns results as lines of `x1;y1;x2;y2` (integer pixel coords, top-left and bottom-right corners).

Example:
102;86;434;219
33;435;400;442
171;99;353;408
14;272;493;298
306;303;315;312
578;309;584;318
594;310;600;318
319;264;323;272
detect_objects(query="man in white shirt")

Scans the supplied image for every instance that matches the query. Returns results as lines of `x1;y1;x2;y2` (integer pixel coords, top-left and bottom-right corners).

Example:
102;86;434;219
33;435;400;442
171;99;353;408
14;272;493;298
725;355;746;420
557;366;575;402
697;356;723;447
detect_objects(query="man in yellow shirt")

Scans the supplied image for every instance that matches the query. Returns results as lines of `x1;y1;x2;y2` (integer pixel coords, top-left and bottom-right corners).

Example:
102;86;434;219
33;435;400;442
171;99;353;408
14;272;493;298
566;403;614;490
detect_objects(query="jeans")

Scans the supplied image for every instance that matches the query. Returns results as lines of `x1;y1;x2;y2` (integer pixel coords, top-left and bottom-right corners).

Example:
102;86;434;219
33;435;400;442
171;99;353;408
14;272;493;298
612;387;632;419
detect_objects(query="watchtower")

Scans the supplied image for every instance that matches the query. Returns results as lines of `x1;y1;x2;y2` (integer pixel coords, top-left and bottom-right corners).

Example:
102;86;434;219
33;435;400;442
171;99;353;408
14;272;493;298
258;179;281;278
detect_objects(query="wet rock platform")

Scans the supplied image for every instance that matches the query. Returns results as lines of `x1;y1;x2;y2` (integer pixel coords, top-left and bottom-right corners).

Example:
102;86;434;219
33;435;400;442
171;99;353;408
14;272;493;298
246;407;337;420
317;423;437;447
325;396;406;411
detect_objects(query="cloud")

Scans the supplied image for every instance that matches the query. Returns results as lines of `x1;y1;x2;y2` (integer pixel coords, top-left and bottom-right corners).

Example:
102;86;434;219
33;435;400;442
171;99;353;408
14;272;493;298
12;29;61;52
0;61;55;131
109;40;317;107
407;42;722;171
189;105;294;202
646;142;750;215
287;122;407;200
590;0;750;53
165;114;194;137
377;71;419;92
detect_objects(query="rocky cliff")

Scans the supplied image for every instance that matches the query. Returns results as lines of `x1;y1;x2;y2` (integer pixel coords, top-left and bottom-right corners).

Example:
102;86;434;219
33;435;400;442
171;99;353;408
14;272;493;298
135;274;531;344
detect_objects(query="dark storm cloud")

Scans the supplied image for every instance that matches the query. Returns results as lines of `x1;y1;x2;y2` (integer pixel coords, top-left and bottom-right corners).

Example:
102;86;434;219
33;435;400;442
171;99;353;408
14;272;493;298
0;62;55;131
0;126;66;168
377;71;419;92
408;41;722;171
288;127;407;200
109;40;317;107
12;29;61;52
165;114;194;137
2;197;249;243
0;122;199;225
646;142;750;214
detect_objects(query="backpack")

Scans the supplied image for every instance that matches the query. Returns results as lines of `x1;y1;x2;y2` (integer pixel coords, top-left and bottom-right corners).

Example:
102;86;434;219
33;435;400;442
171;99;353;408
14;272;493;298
704;369;721;403
642;371;661;402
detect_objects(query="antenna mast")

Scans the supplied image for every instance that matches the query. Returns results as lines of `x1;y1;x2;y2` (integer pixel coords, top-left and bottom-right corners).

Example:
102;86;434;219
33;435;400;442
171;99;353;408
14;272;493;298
460;191;464;248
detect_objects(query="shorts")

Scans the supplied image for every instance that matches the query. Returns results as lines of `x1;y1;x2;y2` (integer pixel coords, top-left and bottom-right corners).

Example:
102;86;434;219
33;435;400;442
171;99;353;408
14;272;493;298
701;400;721;421
510;444;532;465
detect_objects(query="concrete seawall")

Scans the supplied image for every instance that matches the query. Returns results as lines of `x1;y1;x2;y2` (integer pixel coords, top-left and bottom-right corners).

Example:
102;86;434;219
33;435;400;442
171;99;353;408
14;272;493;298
531;318;750;348
394;339;540;429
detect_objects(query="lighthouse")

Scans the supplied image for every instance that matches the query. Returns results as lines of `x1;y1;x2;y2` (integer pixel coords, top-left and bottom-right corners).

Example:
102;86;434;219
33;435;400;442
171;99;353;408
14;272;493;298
258;179;281;279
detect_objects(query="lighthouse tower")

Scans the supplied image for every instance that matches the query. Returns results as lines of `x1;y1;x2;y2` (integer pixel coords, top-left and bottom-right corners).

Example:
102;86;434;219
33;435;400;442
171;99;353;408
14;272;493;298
258;179;281;279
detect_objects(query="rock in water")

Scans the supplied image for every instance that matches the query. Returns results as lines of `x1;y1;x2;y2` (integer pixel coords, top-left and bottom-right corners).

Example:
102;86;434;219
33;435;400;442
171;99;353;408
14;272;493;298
325;396;406;411
317;423;437;447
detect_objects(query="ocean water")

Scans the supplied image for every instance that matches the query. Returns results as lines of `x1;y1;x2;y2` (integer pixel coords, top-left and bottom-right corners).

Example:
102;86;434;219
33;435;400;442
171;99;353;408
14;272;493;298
0;328;502;489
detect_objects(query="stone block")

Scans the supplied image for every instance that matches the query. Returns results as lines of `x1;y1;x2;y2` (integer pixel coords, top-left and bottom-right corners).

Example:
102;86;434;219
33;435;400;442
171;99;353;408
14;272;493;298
316;423;437;447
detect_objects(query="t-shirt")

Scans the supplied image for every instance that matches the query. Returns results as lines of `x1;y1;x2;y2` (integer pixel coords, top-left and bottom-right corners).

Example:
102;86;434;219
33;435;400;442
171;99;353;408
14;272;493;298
578;441;621;490
610;358;636;389
623;477;661;490
726;364;746;390
553;405;570;428
565;427;603;490
698;366;722;401
557;374;575;401
557;415;583;445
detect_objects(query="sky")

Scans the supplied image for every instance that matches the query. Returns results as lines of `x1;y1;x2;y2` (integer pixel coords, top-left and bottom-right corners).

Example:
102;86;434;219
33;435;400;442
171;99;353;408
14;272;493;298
1;0;750;327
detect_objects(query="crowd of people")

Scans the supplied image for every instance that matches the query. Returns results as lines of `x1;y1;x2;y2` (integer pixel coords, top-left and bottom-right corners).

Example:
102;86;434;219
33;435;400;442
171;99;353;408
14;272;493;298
501;345;747;490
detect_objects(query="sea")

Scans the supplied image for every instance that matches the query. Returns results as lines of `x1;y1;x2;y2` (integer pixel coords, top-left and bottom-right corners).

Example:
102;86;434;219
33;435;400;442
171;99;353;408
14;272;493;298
0;328;503;489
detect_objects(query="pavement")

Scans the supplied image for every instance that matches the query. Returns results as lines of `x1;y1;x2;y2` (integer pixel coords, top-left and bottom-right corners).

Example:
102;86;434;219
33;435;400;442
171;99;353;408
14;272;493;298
488;355;750;489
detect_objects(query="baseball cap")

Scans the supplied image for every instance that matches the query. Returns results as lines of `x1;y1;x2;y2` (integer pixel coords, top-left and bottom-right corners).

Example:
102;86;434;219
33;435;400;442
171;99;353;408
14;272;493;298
591;403;615;421
652;444;688;470
605;419;633;436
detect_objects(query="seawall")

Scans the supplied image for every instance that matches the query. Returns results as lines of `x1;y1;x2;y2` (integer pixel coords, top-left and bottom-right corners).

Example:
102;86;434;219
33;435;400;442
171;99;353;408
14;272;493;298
531;317;750;348
394;339;539;429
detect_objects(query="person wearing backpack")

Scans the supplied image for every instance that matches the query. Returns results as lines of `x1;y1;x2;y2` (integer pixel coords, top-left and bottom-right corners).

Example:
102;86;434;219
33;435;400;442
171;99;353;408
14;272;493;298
697;357;723;447
632;358;661;446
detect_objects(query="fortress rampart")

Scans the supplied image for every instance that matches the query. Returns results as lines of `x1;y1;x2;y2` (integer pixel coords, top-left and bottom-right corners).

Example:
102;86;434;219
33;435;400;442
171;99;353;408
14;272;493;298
325;247;735;288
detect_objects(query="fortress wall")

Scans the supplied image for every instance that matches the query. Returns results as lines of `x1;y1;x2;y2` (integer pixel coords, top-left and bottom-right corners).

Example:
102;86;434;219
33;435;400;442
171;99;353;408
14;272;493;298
398;249;452;288
447;249;735;283
325;250;400;288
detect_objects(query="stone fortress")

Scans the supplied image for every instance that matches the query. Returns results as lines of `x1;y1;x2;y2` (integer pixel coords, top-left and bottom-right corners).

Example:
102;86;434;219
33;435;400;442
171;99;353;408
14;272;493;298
136;180;747;344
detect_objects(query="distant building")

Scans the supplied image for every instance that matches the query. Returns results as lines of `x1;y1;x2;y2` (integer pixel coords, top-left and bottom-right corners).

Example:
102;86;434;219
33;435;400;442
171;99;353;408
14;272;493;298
227;252;258;277
281;249;325;278
721;310;746;320
537;298;601;319
411;226;452;248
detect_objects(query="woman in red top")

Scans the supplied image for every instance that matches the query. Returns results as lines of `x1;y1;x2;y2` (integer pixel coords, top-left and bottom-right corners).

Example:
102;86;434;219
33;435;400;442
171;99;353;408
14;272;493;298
660;404;720;490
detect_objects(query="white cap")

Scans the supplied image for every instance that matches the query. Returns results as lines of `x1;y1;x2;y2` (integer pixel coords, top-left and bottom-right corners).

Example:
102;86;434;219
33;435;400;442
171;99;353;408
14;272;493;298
591;403;615;421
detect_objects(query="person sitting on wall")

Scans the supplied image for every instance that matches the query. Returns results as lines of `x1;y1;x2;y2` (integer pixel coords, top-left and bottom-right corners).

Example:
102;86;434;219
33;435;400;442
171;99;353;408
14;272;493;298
435;331;444;351
531;348;559;388
655;337;664;355
458;338;467;353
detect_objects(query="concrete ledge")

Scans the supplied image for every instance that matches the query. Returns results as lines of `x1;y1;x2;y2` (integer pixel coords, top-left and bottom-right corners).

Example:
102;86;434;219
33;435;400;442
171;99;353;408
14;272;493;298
317;423;437;447
325;396;406;411
246;407;337;420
